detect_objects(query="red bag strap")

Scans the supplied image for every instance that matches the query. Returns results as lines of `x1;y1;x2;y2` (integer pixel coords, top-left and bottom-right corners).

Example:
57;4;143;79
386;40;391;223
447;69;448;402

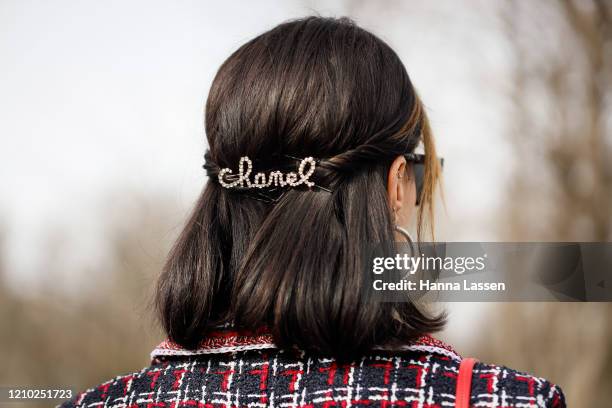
455;357;477;408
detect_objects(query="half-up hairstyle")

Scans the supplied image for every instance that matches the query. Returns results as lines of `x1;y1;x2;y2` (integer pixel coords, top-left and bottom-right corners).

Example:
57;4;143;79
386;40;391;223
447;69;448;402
156;16;445;358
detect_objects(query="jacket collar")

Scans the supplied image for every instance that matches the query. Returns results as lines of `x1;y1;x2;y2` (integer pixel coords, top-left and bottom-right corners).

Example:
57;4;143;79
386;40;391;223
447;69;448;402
151;327;461;362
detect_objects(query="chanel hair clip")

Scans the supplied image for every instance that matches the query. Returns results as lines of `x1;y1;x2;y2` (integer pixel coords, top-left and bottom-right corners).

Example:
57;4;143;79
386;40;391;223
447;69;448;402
218;156;316;189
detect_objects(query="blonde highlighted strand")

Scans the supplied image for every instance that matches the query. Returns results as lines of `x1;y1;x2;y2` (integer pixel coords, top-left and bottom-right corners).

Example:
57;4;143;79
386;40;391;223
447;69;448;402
417;104;442;242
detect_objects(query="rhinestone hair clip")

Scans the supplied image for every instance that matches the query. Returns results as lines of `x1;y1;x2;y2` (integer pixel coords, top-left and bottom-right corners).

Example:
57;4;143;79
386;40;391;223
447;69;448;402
218;156;317;190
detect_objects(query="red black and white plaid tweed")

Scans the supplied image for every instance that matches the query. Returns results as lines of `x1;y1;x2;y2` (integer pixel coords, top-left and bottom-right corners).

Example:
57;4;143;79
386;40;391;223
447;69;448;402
59;328;566;408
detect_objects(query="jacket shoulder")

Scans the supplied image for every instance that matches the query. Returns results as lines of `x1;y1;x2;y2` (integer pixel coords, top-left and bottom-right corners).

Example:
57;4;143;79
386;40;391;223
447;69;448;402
469;360;566;408
58;362;168;408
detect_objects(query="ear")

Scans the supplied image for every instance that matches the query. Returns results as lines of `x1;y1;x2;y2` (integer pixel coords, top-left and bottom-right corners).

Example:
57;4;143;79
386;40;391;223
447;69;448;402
387;155;407;214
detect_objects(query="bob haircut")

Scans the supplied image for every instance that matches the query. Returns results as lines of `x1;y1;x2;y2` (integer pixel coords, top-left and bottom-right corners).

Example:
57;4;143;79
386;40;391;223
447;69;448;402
156;16;445;358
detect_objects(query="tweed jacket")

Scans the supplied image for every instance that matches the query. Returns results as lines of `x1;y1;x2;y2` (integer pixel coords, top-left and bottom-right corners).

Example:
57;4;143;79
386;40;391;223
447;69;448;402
60;328;566;408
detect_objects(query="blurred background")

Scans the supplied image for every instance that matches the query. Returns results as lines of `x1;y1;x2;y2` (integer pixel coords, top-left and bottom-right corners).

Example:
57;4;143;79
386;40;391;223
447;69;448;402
1;0;611;406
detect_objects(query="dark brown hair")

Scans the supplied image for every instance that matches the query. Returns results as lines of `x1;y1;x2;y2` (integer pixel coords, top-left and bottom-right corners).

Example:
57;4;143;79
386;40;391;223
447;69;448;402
156;16;444;358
